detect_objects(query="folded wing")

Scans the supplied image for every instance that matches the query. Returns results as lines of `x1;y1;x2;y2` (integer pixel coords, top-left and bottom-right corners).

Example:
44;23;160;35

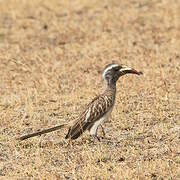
65;95;113;140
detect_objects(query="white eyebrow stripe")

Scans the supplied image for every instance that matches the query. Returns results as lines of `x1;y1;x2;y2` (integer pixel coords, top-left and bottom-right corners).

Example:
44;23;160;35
102;64;119;79
119;67;132;72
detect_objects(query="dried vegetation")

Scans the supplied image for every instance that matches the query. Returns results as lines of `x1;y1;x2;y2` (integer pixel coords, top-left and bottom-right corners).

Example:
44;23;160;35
0;0;179;179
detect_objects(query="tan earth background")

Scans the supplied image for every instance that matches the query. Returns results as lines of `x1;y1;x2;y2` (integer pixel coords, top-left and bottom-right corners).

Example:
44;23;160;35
0;0;179;179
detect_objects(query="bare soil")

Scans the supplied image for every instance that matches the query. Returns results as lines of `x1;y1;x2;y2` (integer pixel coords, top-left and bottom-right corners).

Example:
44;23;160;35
0;0;179;179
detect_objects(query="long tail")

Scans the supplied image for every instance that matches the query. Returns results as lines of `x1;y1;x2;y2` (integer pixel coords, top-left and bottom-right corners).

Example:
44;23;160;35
17;124;67;141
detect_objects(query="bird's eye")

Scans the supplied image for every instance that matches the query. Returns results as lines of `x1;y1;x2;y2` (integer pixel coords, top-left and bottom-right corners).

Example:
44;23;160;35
114;67;119;71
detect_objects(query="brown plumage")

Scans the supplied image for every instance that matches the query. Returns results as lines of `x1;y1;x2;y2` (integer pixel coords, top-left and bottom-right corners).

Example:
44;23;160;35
65;86;115;140
65;63;142;140
18;63;142;141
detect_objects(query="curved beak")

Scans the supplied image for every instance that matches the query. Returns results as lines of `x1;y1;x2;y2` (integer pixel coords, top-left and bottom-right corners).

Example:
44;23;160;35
119;67;143;75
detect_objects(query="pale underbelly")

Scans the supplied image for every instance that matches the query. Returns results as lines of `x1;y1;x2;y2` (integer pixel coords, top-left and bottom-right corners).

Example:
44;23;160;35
89;108;113;135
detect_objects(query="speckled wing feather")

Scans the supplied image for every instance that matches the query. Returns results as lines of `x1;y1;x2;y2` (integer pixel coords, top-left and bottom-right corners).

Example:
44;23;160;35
65;91;114;140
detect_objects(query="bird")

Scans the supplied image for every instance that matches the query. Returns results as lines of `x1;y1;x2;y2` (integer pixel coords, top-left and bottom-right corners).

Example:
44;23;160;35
18;63;142;141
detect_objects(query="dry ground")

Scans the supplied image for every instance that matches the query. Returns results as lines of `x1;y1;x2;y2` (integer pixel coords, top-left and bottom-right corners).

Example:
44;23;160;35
0;0;180;179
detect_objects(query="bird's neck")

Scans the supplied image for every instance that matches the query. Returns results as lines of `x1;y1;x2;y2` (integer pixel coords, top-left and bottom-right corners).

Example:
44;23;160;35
103;82;116;99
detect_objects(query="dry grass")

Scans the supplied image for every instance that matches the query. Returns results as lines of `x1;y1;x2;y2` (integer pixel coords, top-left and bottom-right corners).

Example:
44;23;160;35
0;0;180;179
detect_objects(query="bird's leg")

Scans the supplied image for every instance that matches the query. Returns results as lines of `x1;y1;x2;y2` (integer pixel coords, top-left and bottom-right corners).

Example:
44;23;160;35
92;125;105;141
100;125;106;137
90;128;101;142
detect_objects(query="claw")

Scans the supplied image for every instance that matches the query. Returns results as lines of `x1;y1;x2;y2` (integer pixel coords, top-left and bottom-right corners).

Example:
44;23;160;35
91;135;101;142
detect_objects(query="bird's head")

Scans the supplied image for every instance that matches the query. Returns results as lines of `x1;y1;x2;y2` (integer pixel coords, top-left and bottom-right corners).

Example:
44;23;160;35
102;63;143;85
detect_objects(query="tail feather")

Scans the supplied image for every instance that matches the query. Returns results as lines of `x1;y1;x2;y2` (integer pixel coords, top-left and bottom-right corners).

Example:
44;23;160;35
18;124;66;141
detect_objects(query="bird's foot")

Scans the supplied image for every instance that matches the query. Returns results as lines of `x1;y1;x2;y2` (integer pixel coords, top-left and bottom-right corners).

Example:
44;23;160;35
100;125;106;138
91;135;101;142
